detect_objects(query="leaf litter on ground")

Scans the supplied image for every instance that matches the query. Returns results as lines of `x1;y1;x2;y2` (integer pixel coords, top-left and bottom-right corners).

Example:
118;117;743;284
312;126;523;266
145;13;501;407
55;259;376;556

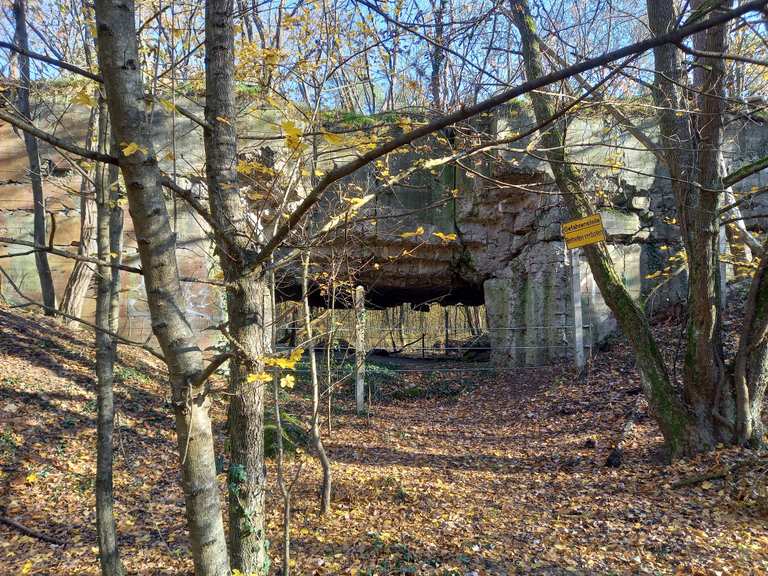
0;297;766;575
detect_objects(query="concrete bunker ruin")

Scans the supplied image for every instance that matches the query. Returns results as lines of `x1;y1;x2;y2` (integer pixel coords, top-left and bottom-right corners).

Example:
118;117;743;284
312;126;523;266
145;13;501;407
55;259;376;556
2;100;767;366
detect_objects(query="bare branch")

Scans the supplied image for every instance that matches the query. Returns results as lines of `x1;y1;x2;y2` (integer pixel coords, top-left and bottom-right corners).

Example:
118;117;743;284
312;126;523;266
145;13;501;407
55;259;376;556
252;0;768;270
0;40;101;81
0;264;165;360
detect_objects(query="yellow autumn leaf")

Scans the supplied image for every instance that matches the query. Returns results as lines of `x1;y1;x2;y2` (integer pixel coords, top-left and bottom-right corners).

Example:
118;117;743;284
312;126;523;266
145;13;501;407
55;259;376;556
280;374;295;389
121;142;148;157
20;560;33;575
264;347;304;370
25;472;38;484
281;120;305;152
400;226;425;239
322;131;345;146
72;90;97;107
433;231;457;243
216;115;231;125
158;98;176;113
246;372;272;384
281;119;302;138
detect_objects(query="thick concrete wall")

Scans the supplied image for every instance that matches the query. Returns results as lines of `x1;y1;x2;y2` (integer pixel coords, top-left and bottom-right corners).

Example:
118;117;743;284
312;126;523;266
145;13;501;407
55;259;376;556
2;98;768;365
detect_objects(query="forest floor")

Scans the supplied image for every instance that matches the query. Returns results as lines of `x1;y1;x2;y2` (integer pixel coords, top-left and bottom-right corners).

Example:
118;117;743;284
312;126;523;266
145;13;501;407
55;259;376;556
1;294;768;575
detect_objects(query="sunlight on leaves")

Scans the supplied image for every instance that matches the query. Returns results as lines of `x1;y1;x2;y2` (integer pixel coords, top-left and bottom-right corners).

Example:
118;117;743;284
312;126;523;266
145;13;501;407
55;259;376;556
280;374;296;389
400;226;425;239
246;372;272;384
120;142;148;157
433;231;457;243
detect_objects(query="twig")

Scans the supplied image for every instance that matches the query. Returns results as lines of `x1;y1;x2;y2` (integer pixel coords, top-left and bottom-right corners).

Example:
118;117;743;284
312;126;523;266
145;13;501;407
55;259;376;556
0;515;65;546
0;264;164;360
671;467;728;488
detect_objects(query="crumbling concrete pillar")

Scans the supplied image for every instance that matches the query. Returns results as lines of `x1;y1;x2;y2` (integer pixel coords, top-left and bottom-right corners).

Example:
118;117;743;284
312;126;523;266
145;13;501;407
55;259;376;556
484;242;571;367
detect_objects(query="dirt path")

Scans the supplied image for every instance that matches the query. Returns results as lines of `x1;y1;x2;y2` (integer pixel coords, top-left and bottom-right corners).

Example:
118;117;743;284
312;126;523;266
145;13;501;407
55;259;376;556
276;365;767;575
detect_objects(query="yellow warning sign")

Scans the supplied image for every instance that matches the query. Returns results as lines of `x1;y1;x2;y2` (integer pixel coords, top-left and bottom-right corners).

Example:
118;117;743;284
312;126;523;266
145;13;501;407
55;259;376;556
561;213;606;249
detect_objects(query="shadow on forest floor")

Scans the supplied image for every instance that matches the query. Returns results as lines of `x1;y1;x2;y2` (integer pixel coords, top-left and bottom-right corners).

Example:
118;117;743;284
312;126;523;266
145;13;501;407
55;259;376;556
1;302;767;575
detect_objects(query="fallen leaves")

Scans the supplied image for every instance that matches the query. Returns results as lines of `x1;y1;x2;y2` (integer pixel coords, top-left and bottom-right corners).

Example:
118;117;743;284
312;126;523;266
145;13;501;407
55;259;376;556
1;302;767;574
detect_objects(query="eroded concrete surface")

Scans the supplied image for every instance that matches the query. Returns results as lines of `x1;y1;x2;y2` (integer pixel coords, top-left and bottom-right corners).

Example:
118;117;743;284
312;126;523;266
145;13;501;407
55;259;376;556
2;99;767;364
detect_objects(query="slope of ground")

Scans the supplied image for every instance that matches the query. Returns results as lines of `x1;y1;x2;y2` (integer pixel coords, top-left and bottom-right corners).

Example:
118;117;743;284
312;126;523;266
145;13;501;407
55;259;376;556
0;301;767;575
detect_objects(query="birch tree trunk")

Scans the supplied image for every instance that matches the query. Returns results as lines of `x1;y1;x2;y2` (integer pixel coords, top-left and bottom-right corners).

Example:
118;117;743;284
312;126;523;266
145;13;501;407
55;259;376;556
94;94;123;576
93;1;229;573
203;0;272;570
13;0;56;314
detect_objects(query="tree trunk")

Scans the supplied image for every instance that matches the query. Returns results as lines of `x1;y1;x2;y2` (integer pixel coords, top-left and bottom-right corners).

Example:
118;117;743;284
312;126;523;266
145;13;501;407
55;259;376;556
203;0;271;571
13;0;56;314
399;304;407;348
60;104;99;325
302;253;332;514
510;0;694;457
108;153;124;335
93;1;230;574
94;94;124;576
272;377;292;576
719;153;759;260
648;0;736;447
734;241;768;446
429;0;447;111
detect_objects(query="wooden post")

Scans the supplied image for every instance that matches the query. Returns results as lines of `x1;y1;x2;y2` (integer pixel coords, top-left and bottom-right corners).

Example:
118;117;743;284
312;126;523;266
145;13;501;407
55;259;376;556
444;306;450;357
354;285;366;415
571;248;585;370
589;269;598;361
719;224;728;311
